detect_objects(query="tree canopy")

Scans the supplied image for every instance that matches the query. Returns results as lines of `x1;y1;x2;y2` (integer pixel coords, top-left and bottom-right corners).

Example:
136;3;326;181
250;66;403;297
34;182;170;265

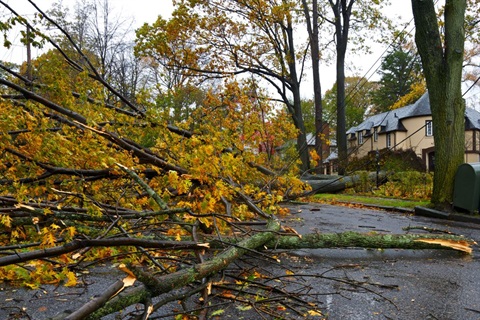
371;44;424;113
135;0;314;171
323;77;377;131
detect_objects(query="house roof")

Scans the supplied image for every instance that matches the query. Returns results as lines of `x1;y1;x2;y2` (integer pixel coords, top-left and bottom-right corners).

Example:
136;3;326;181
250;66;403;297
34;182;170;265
305;133;337;147
465;107;480;130
306;133;316;146
347;92;480;134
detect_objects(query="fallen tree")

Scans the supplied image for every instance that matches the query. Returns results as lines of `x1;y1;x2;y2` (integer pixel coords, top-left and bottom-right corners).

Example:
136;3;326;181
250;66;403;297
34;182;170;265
301;172;388;194
52;219;474;319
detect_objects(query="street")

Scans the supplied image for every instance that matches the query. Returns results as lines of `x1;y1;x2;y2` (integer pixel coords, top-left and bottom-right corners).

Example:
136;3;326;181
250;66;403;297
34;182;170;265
279;202;480;320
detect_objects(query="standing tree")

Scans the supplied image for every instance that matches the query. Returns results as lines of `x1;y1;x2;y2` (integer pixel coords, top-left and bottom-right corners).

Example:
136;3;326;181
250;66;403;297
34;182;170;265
47;0;148;104
323;77;377;131
371;44;424;113
302;0;324;170
411;0;466;209
135;0;312;172
320;0;390;175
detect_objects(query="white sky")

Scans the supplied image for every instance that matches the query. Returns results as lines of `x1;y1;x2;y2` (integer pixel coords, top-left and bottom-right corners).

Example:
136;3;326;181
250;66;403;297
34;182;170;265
0;0;174;64
0;0;174;24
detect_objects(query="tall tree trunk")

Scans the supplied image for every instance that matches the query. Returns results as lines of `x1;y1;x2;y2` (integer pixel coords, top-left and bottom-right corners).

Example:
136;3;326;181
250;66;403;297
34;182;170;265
332;0;353;175
336;50;347;175
286;13;310;172
411;0;466;209
303;0;324;171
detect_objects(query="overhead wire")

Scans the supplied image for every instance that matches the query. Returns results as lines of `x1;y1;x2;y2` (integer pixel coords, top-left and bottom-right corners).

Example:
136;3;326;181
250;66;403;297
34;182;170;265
300;8;419;183
279;0;458;195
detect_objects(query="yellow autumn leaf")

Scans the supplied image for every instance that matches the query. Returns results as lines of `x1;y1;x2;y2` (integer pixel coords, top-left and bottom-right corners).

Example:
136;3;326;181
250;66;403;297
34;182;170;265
285;270;294;276
0;214;12;228
24;282;39;289
414;238;477;254
307;309;323;317
204;145;214;156
50;223;60;230
67;226;76;238
65;271;78;287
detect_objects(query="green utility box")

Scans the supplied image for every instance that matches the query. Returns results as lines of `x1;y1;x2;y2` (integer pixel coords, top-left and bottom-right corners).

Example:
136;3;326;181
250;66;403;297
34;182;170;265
453;162;480;213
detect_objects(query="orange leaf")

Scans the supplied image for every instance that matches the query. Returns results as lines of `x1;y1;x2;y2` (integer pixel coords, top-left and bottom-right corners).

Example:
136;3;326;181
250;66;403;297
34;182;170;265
118;263;137;278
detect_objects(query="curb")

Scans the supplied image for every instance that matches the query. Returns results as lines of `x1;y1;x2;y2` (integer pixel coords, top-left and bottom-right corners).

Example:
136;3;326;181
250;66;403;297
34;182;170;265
414;206;480;224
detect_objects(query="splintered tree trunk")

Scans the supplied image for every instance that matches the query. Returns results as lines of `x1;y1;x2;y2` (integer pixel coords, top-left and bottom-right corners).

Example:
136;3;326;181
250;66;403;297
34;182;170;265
411;0;466;209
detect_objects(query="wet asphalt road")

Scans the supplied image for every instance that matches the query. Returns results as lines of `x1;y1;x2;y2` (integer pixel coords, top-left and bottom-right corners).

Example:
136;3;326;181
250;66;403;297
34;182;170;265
1;202;479;319
280;202;480;320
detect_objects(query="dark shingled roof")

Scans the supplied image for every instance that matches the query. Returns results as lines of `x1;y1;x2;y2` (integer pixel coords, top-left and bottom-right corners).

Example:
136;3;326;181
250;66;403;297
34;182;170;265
347;92;480;134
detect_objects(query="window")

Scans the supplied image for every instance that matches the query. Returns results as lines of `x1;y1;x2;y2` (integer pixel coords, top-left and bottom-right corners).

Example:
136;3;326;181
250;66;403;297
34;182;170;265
358;131;363;145
477;131;480;151
373;127;378;142
386;133;392;148
425;120;433;136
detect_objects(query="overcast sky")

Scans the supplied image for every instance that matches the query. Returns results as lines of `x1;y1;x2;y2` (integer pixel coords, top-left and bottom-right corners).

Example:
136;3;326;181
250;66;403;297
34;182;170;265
0;0;173;25
0;0;173;64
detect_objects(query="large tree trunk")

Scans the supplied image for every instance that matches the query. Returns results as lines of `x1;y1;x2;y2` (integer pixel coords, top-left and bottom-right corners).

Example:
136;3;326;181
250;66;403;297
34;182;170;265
411;0;466;209
301;171;386;193
287;22;311;173
303;0;324;170
332;0;353;176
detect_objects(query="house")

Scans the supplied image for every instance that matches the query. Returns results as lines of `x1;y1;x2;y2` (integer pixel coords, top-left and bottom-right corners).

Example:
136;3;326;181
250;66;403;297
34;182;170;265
343;92;480;171
305;132;337;174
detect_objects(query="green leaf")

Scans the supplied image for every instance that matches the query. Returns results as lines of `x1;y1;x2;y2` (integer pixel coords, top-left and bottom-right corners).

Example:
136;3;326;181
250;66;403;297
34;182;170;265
236;305;253;311
211;309;225;316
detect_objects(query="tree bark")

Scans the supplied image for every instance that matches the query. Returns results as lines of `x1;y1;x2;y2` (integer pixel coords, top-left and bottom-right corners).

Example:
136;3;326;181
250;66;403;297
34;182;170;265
285;17;311;173
330;0;354;175
303;0;324;169
411;0;466;208
84;219;282;319
269;231;474;251
301;171;387;193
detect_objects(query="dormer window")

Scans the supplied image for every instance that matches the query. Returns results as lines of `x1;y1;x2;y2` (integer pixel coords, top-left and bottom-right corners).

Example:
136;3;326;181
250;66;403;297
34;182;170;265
358;131;363;145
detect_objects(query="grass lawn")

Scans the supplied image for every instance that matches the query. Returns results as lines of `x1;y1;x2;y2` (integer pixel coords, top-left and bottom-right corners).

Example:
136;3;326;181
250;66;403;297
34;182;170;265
310;193;430;209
